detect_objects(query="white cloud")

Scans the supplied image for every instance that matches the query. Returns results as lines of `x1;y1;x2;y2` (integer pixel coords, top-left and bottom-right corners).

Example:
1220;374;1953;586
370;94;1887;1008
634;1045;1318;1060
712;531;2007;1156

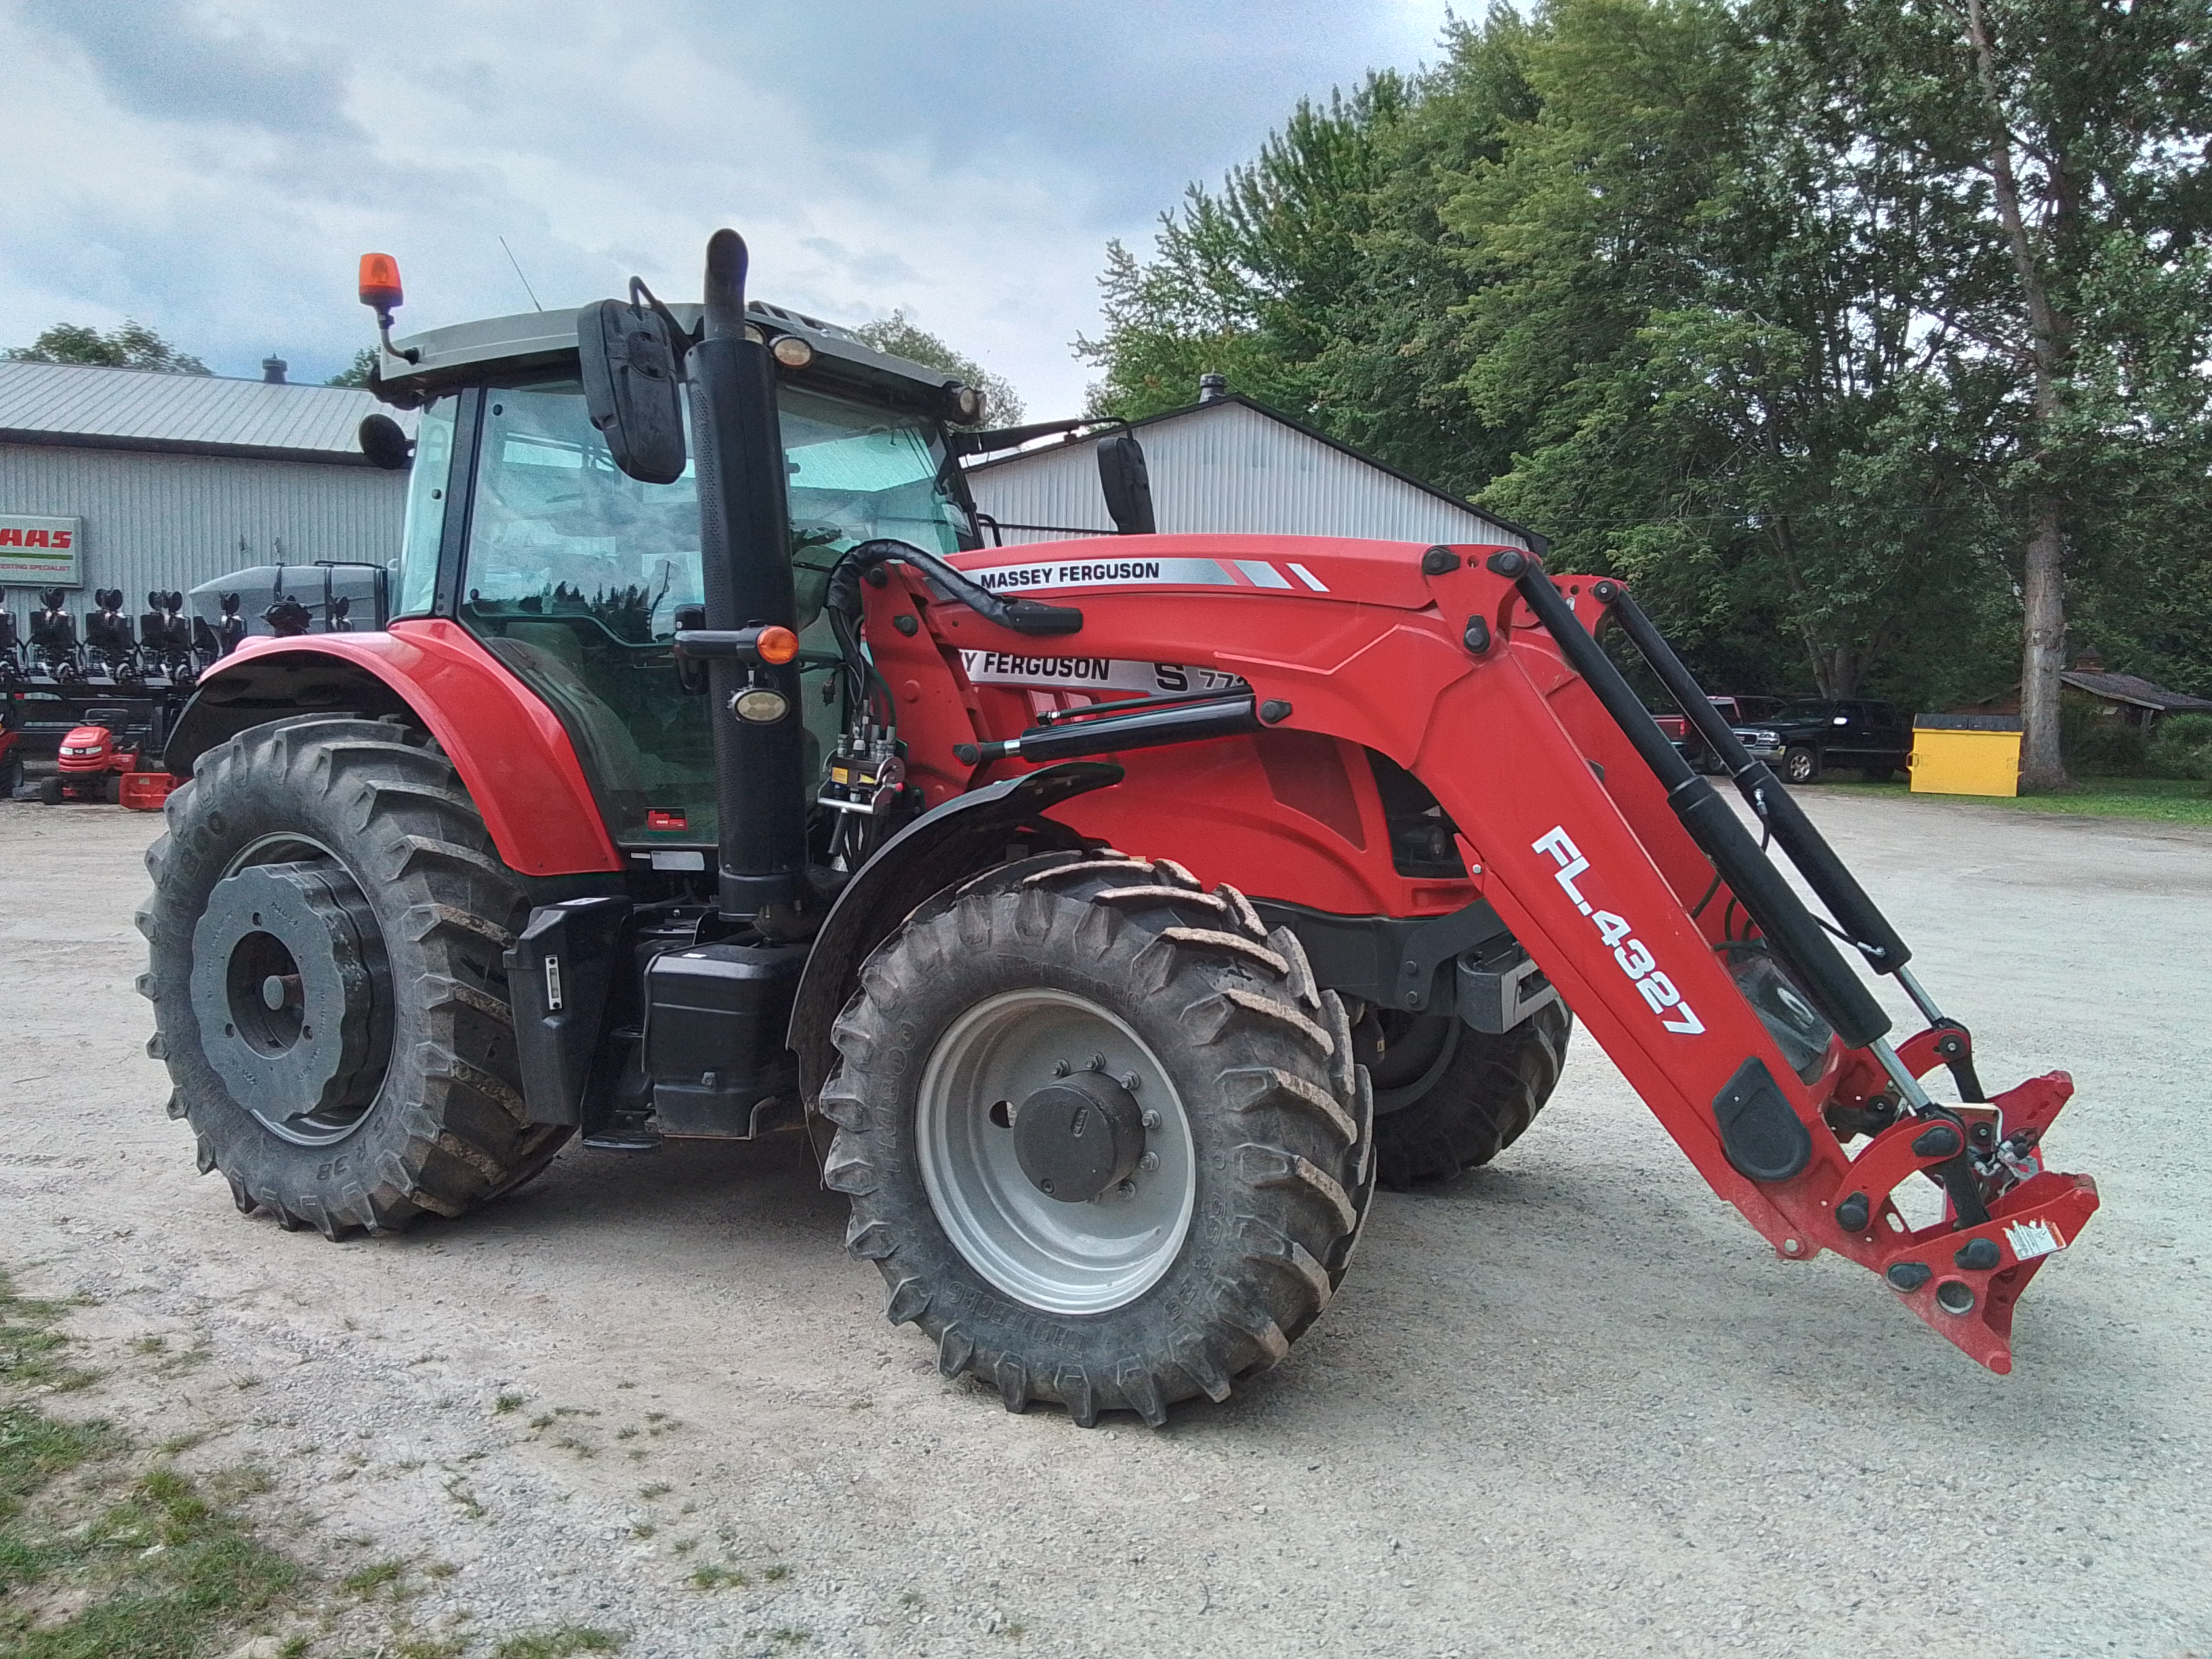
0;0;1451;413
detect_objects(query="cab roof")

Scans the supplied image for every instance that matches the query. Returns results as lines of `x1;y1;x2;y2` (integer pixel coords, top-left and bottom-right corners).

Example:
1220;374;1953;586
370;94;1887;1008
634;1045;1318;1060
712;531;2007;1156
371;300;968;417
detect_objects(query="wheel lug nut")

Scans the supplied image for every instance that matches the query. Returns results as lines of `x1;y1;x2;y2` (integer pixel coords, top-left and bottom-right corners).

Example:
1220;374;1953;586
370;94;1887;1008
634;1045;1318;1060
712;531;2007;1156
1139;1151;1160;1172
1117;1180;1136;1197
1052;1060;1071;1078
1088;1053;1107;1071
1140;1110;1161;1130
1121;1072;1141;1092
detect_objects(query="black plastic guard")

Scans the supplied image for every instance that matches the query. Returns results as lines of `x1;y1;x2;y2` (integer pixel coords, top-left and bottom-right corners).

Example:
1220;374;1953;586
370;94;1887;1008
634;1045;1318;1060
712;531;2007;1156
506;895;632;1126
785;762;1120;1118
1712;1055;1814;1183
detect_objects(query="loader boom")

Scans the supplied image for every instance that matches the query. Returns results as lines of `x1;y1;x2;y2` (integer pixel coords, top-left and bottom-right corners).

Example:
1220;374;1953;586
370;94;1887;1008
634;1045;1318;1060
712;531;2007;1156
855;533;2097;1372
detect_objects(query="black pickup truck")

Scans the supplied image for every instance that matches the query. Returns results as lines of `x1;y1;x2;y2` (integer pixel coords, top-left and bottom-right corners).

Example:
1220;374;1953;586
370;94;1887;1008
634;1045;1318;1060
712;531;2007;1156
1731;698;1911;783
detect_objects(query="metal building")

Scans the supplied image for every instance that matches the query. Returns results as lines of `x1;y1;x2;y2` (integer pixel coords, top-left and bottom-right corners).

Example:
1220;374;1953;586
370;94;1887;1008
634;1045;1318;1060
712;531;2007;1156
965;384;1541;552
0;359;409;624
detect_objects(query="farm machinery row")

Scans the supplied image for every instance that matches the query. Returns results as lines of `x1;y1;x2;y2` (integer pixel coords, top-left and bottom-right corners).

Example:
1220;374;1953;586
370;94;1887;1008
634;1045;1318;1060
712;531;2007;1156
2;573;375;803
129;234;2099;1428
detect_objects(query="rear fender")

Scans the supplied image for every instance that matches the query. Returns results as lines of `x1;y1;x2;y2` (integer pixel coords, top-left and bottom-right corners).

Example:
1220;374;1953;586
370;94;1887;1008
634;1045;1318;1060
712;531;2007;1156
786;762;1120;1112
162;620;621;876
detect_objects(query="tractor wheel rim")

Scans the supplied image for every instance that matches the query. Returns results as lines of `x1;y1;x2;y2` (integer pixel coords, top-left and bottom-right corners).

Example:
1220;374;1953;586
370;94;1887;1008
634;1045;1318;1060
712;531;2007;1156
918;989;1195;1315
188;839;393;1148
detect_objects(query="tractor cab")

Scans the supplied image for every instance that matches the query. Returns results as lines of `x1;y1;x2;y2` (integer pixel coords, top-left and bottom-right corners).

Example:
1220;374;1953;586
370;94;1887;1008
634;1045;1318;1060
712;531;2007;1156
367;298;983;858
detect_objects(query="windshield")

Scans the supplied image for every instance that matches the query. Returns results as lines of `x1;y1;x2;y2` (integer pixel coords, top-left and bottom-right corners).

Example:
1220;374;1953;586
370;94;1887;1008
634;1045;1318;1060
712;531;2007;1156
452;382;968;846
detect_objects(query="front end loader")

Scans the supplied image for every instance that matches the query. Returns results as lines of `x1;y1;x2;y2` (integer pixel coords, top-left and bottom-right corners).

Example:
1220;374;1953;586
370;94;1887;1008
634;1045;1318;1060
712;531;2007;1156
138;232;2095;1426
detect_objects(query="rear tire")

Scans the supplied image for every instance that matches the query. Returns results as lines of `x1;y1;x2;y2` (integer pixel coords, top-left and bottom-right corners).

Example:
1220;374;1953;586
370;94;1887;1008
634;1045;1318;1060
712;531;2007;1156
39;776;62;805
822;851;1374;1427
1783;745;1821;785
136;717;571;1237
1368;1004;1572;1187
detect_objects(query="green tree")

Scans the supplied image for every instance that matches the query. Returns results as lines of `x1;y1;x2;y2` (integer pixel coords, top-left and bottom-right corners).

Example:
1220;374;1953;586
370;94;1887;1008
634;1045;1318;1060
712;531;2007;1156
3;320;209;373
1753;0;2212;779
1076;72;1414;422
851;311;1024;425
326;347;380;387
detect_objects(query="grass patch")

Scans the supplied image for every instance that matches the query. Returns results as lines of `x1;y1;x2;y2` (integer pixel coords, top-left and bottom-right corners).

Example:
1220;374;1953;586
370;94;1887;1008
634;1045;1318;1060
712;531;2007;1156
339;1557;407;1597
688;1563;745;1590
1;1279;100;1393
1;1461;302;1658
1;1269;306;1659
493;1391;527;1414
491;1626;625;1658
1822;775;2212;827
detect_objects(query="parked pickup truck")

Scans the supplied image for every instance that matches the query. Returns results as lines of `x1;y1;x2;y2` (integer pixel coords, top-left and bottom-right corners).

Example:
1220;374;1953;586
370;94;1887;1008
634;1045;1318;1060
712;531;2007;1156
1733;698;1911;783
1652;695;1780;773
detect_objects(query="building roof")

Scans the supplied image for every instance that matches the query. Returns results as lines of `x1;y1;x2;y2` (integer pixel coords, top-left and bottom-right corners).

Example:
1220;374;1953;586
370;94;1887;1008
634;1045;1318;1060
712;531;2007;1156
0;359;412;466
965;392;1547;554
2061;667;2212;714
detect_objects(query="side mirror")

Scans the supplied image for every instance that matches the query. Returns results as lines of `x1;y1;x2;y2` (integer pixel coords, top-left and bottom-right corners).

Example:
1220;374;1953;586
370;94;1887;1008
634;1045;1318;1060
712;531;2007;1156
1097;430;1156;535
579;298;687;485
358;413;413;471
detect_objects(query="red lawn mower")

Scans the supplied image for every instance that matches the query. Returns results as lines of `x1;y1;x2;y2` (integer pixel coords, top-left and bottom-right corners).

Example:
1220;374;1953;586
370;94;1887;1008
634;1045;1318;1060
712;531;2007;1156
41;705;176;808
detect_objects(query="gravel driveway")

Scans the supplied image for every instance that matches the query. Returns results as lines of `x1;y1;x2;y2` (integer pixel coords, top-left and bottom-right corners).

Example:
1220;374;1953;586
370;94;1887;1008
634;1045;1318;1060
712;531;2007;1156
1;790;2205;1658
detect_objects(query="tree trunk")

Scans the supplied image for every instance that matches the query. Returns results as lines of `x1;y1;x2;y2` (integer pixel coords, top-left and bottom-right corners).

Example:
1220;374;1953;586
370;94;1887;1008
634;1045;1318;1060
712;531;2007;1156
1964;0;2071;788
2018;501;2068;787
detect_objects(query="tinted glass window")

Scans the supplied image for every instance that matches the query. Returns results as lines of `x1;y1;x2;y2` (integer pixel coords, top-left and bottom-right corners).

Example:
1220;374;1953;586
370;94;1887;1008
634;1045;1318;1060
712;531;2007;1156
392;396;455;619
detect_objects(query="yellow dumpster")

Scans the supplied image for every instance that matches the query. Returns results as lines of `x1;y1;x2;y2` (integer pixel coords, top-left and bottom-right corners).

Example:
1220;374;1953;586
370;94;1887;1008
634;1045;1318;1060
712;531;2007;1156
1910;715;2023;796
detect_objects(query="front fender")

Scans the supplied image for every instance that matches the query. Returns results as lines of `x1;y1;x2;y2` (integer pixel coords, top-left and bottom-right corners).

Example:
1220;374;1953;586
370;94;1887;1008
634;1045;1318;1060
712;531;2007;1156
163;620;622;876
786;761;1122;1111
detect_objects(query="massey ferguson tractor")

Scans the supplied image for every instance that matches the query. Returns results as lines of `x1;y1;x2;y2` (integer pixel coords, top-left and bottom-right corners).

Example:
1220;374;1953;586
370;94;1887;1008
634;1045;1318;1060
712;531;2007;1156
136;232;2097;1425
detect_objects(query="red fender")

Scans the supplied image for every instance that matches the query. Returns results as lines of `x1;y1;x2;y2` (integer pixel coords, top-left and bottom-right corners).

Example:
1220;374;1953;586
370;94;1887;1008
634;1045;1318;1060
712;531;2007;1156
192;621;621;876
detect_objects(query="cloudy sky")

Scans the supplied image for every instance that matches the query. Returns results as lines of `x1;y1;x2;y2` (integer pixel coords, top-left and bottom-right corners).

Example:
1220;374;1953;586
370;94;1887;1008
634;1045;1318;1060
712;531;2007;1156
0;1;1455;415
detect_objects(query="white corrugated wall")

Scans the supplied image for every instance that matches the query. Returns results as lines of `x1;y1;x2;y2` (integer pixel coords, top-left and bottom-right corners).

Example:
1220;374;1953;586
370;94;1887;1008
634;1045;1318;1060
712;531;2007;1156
966;402;1530;550
0;444;405;623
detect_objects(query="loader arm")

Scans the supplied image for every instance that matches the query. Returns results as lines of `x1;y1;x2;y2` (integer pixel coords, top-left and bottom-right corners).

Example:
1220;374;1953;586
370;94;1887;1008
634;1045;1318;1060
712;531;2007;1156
866;534;2096;1372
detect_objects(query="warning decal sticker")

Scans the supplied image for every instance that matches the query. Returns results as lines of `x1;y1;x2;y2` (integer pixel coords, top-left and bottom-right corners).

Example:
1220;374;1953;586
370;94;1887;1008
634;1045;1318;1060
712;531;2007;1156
2004;1218;2064;1261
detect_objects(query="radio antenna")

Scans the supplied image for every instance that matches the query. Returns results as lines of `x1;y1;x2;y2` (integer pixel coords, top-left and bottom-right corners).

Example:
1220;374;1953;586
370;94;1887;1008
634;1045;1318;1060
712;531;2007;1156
499;237;544;312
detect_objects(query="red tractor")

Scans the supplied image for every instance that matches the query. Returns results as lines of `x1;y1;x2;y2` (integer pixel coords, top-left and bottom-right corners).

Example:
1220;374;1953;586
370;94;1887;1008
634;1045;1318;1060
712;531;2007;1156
139;235;2095;1425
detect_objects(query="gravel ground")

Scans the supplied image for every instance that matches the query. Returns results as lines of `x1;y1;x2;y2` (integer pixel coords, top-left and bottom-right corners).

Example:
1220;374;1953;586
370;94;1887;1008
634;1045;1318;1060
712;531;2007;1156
0;789;2205;1658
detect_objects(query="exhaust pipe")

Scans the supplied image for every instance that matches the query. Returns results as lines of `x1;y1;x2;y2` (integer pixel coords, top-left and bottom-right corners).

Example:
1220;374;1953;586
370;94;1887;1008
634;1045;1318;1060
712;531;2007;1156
687;230;812;928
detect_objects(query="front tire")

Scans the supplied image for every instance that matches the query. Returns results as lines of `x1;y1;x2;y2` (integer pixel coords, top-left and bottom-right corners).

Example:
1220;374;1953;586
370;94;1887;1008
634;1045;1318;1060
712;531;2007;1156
1783;744;1821;785
822;851;1374;1427
1366;1004;1572;1187
136;717;571;1237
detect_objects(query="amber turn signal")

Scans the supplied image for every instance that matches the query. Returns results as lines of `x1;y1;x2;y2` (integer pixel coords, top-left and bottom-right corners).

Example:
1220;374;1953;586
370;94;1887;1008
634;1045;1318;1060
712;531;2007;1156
755;625;800;665
359;253;404;312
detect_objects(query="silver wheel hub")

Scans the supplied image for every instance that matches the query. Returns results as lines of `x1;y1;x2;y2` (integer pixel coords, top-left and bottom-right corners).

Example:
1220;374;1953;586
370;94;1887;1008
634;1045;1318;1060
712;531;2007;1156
918;989;1195;1315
